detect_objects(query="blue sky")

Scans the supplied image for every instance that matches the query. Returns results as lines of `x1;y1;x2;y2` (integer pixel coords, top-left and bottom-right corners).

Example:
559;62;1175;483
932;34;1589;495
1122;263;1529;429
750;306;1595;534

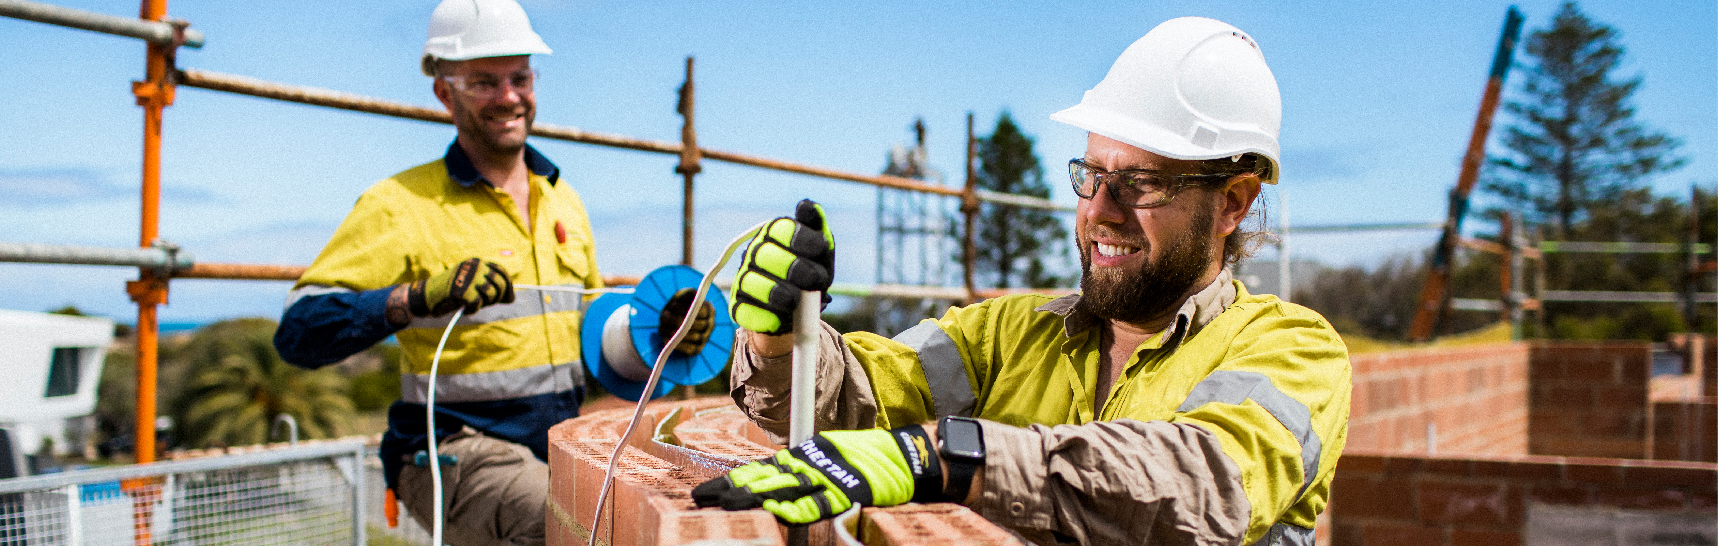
1;0;1713;324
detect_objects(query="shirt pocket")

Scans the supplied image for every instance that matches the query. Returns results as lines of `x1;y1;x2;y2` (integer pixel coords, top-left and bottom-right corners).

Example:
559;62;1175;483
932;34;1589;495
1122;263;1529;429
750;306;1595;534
553;239;591;282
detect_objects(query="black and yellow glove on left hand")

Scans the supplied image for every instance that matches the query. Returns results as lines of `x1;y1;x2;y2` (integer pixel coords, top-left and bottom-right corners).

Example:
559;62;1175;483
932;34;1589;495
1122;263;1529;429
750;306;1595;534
407;257;515;317
732;199;835;335
692;426;942;524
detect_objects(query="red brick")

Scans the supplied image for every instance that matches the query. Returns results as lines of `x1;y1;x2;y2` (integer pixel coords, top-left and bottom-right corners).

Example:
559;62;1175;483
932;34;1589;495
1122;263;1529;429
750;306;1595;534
1423;458;1472;476
1450;529;1522;546
1593;487;1691;511
1563;462;1625;484
1357;521;1446;546
1618;463;1718;488
1417;479;1519;526
1384;455;1424;475
1338;454;1388;474
1526;484;1593;506
1332;521;1365;546
1331;474;1417;520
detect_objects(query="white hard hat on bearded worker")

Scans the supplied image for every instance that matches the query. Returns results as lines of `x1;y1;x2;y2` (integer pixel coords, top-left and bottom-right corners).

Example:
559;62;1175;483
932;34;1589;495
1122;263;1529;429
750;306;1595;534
421;0;553;76
1050;17;1281;183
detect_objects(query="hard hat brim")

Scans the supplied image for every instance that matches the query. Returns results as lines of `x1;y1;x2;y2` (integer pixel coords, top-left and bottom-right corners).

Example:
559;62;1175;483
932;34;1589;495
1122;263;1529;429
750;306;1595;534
1051;104;1279;184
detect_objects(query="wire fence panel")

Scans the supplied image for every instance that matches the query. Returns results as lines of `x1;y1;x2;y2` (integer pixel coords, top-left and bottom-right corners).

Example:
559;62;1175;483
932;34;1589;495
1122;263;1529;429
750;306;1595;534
0;441;366;545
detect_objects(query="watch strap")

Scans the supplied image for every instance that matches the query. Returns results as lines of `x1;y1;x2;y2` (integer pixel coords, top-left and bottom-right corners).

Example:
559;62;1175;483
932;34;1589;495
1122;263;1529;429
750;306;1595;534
942;454;977;503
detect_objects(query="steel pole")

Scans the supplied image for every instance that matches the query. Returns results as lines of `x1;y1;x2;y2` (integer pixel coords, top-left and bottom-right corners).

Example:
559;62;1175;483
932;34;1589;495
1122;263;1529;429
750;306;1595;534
0;0;203;48
962;113;978;304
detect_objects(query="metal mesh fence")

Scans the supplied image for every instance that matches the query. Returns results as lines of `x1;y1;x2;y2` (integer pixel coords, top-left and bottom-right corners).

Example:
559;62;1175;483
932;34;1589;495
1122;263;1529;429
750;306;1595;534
0;441;366;545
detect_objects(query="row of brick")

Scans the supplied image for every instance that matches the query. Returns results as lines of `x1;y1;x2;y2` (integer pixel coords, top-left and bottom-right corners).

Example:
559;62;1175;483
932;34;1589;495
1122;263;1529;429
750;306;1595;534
1330;452;1716;546
546;398;1021;546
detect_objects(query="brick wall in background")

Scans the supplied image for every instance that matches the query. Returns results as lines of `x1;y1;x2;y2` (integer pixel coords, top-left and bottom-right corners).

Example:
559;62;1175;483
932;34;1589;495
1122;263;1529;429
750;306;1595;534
1527;342;1653;459
1329;452;1716;546
1347;343;1530;456
1651;399;1717;463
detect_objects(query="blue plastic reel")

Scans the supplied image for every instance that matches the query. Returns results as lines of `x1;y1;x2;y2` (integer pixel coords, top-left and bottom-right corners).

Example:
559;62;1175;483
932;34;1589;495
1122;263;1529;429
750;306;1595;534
579;265;735;401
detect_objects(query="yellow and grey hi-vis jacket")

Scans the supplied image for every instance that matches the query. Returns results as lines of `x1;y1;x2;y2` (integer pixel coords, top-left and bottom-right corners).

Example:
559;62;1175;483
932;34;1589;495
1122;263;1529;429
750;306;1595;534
730;271;1351;545
275;142;602;487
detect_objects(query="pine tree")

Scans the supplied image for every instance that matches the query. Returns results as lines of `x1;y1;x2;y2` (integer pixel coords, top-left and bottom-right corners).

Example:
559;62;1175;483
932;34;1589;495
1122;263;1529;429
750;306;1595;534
969;112;1070;289
1484;2;1684;236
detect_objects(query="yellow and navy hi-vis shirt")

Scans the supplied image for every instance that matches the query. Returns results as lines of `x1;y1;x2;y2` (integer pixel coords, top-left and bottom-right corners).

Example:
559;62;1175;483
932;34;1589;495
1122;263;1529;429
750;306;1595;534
274;141;602;487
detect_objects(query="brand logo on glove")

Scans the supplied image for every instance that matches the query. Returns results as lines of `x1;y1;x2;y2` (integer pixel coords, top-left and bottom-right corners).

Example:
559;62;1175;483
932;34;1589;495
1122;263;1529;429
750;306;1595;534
899;431;932;476
797;439;862;490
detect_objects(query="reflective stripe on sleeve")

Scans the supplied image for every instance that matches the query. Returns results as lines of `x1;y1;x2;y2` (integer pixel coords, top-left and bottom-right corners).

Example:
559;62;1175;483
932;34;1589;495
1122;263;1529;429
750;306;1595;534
1177;370;1322;498
892;321;975;418
403;284;585;330
285;284;355;310
401;361;583;404
1248;522;1314;546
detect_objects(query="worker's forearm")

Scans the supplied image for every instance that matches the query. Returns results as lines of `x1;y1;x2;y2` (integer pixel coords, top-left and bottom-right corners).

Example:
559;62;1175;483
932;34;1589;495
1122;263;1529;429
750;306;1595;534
747;331;794;358
386;284;412;328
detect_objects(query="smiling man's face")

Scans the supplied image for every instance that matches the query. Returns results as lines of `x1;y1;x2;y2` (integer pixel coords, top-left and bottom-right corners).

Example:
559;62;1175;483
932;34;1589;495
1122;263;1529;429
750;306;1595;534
434;55;536;158
1073;133;1228;326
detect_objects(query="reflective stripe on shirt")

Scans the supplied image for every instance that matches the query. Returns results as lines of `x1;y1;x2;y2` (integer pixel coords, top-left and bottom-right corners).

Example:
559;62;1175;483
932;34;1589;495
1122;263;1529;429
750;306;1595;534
403;284;585;330
1249;522;1314;546
893;320;975;418
285;284;357;310
1178;370;1322;498
400;360;582;404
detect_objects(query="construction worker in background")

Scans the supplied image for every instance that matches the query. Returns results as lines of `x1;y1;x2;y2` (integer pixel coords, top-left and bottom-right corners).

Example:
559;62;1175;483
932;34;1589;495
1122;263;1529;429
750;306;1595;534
273;0;706;543
694;17;1350;545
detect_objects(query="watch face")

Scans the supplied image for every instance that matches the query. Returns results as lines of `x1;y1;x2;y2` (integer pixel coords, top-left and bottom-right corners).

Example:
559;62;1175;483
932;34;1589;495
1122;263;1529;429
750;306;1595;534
941;418;984;460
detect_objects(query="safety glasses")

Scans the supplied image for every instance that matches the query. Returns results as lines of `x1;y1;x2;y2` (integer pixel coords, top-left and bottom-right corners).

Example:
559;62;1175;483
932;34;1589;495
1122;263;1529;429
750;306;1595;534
440;69;537;100
1067;158;1236;208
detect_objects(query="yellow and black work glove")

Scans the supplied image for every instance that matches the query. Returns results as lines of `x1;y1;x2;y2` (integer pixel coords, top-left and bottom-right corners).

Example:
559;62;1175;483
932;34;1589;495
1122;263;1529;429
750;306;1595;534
692;425;942;524
658;288;715;356
732;199;835;335
407;258;515;317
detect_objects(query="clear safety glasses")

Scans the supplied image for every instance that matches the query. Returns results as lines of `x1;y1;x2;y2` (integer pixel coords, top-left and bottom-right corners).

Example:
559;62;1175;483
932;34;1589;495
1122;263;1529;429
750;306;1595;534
441;69;537;100
1067;158;1236;208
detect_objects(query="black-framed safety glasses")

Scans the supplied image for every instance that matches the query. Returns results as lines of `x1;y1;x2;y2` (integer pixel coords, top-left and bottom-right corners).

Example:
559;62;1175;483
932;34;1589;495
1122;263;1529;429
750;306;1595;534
1067;158;1237;208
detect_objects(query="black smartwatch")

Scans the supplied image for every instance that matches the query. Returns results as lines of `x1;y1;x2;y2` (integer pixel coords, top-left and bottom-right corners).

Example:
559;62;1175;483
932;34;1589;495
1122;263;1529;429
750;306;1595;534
937;416;985;502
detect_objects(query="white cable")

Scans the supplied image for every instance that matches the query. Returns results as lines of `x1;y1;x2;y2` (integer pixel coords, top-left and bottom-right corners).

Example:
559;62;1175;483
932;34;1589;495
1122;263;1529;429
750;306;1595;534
588;220;768;546
515;284;635;295
426;307;464;546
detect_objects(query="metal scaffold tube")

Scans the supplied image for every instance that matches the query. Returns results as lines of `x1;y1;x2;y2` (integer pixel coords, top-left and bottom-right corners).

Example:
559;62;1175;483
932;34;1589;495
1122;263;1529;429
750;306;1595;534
0;0;203;48
0;242;194;270
173;68;1071;210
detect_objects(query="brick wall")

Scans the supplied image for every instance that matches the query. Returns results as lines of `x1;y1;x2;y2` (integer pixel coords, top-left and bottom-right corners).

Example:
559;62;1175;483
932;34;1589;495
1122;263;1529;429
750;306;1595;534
1348;344;1530;456
546;398;1023;546
1527;342;1653;459
1651;399;1717;463
1329;452;1717;546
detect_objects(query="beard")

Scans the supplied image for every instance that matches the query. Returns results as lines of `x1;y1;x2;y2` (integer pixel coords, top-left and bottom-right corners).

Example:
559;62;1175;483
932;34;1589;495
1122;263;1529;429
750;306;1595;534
1075;205;1217;325
450;99;533;156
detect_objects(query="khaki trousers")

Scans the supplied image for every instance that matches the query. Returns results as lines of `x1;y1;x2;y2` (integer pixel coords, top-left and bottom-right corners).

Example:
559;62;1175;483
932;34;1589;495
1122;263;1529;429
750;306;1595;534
397;427;547;546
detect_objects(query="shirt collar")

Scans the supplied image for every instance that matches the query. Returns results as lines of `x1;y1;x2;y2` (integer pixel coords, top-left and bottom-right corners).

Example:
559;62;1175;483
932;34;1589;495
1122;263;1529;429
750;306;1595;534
443;141;560;188
1036;269;1238;352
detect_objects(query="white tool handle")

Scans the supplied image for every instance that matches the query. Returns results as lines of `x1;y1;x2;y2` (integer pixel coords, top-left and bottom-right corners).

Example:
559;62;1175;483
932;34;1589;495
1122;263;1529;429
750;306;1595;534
788;290;821;445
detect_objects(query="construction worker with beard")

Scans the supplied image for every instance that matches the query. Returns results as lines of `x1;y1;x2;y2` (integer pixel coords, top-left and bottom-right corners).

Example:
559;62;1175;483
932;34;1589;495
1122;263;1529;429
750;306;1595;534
271;0;715;543
693;17;1350;545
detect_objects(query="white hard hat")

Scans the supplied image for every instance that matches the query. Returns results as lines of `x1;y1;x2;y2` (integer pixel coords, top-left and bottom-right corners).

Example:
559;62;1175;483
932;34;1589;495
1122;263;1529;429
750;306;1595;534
421;0;552;76
1051;17;1281;183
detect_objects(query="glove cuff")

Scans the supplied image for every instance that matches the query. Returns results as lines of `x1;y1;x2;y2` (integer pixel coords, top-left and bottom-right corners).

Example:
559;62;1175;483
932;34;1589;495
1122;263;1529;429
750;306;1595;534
406;280;431;317
890;425;946;504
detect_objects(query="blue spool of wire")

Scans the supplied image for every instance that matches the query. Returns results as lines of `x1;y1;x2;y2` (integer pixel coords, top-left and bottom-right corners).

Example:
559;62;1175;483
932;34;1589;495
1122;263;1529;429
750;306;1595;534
580;265;734;401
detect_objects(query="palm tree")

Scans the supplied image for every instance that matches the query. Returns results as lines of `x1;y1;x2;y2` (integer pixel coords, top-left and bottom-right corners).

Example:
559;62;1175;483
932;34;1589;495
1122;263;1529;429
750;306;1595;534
169;318;353;448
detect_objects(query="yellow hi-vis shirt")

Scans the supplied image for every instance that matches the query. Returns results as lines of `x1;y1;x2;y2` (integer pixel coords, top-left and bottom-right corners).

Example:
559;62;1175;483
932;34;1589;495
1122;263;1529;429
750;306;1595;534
834;278;1350;544
293;153;602;403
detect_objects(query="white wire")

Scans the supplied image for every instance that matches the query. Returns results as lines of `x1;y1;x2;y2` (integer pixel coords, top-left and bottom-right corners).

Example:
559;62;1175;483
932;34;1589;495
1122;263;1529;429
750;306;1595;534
415;221;767;546
588;220;768;546
516;284;635;295
426;307;464;546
